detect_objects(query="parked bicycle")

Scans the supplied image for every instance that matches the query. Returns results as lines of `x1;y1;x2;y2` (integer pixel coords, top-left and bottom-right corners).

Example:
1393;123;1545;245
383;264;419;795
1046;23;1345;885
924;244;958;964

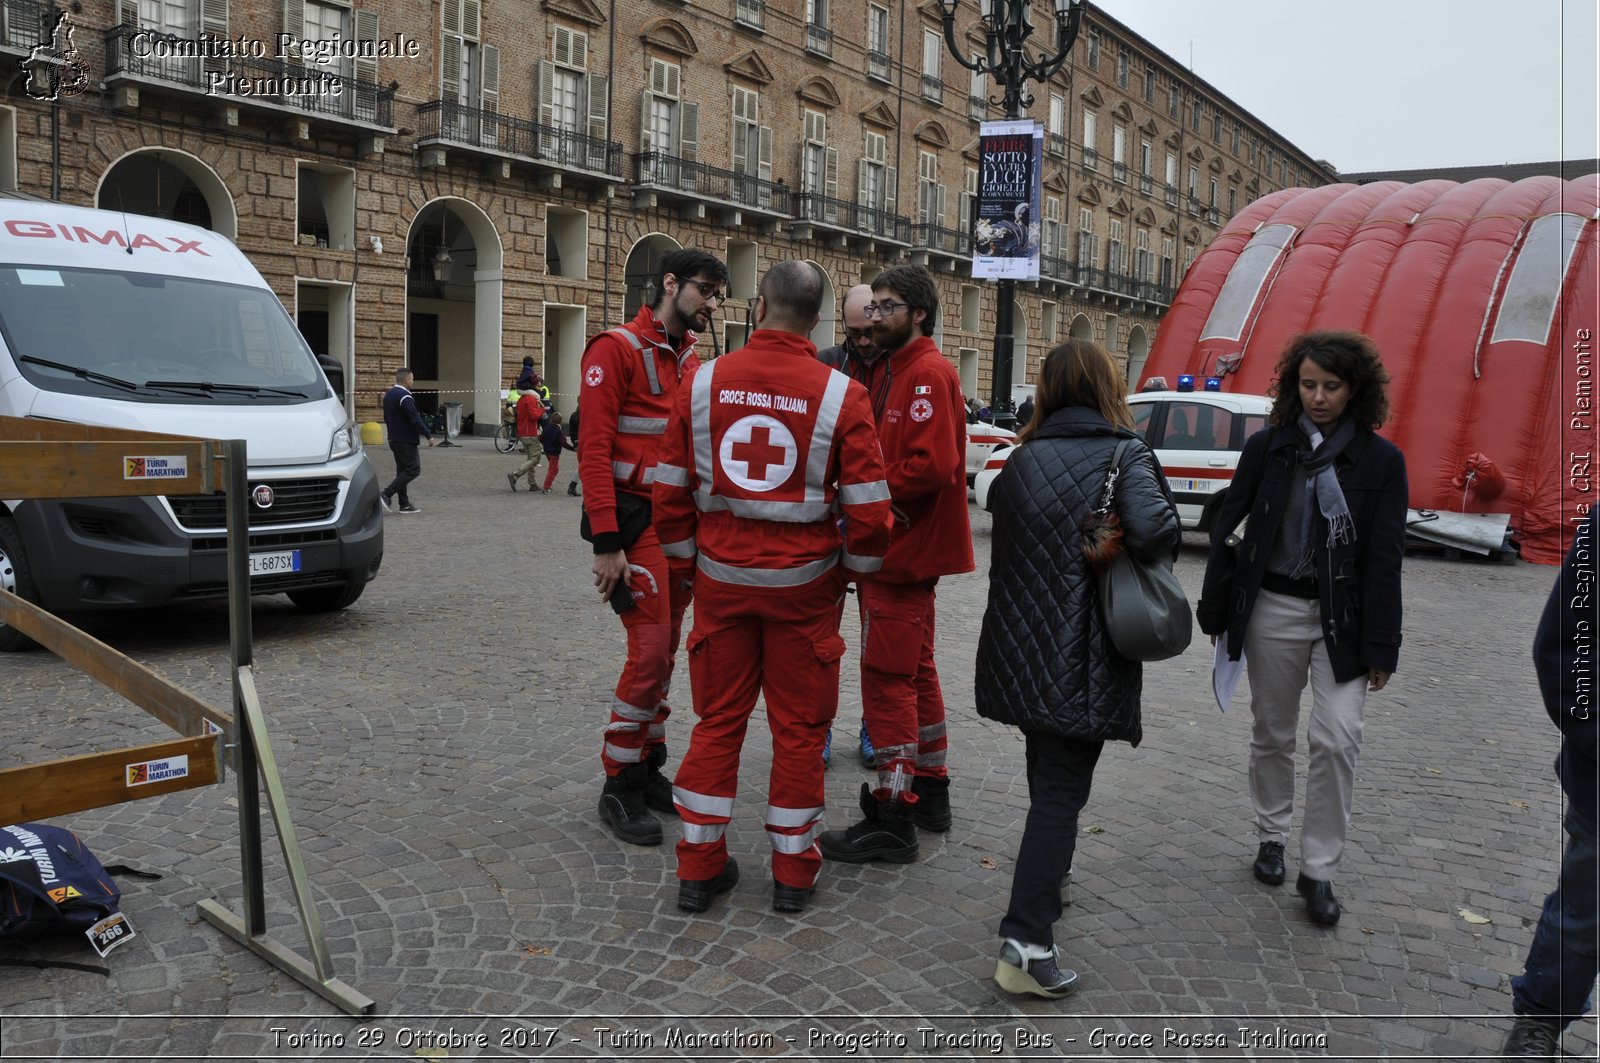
494;403;520;453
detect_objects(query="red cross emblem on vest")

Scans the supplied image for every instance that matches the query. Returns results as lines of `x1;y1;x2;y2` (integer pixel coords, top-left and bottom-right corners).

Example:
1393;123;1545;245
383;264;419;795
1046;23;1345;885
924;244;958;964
719;415;797;492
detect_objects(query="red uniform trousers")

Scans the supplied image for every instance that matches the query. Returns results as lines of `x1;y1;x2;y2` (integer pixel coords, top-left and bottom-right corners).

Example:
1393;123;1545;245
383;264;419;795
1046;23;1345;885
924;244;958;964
672;573;845;889
600;524;693;776
858;577;950;792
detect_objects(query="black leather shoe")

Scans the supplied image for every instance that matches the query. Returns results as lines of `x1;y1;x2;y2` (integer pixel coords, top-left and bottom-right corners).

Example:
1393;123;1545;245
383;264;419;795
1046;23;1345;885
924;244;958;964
597;773;662;847
1252;841;1286;885
772;881;815;913
1296;873;1340;926
1501;1014;1562;1060
677;857;739;913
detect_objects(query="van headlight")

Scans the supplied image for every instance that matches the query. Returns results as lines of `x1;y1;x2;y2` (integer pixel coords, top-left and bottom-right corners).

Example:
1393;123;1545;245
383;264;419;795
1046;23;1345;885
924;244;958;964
330;422;358;460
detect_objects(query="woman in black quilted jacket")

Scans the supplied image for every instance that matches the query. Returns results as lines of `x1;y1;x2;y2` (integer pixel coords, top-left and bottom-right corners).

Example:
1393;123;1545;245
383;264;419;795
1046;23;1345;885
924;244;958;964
975;339;1181;998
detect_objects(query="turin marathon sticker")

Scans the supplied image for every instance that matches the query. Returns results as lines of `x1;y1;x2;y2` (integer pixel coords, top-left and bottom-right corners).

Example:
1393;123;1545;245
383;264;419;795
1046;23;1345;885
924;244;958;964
126;755;189;787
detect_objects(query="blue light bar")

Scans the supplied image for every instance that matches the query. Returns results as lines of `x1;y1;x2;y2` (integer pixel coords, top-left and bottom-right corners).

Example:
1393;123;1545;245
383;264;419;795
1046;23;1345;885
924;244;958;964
1176;374;1195;392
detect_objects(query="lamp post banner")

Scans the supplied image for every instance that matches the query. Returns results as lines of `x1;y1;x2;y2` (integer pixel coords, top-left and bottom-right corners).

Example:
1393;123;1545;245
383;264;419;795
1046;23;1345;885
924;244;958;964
972;119;1043;281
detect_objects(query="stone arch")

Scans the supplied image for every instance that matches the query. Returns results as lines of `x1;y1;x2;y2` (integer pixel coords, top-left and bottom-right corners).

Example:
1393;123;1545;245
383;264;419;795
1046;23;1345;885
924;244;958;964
623;232;682;321
807;259;837;350
404;196;505;431
1069;312;1094;341
95;147;237;239
1125;323;1150;385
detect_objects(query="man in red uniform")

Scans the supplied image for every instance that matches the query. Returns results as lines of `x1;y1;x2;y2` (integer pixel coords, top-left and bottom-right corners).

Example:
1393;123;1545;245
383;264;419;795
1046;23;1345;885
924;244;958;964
654;260;892;914
819;264;974;864
582;248;728;846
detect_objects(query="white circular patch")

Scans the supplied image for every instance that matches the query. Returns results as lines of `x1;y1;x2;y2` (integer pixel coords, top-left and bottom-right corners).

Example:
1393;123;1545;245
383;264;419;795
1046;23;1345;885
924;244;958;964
910;397;934;422
718;415;798;493
585;365;605;387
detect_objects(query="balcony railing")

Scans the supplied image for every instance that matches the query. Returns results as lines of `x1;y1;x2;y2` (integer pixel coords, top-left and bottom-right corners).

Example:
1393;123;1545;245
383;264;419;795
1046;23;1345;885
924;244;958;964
867;50;890;82
794;192;910;244
417;100;623;176
1047;132;1066;158
1;0;48;51
805;22;832;57
634;152;793;214
920;75;943;103
104;25;394;125
1081;147;1099;173
1163;183;1178;207
1137;173;1153;196
1111;161;1127;184
967;94;987;121
1186;194;1202;216
735;0;765;30
911;223;969;257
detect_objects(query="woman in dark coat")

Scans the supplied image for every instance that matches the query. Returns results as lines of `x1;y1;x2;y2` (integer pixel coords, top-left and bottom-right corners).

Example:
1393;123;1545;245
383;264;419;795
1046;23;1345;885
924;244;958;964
975;339;1181;998
1197;330;1407;928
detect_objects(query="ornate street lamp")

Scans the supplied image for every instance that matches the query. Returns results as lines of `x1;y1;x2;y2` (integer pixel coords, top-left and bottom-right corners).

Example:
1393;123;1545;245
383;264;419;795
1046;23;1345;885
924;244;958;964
940;0;1084;429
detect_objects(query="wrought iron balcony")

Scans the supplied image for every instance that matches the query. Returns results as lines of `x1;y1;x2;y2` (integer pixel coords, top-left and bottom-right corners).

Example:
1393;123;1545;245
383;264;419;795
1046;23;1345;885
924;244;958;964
1111;161;1127;184
805;22;832;57
793;192;910;245
1;0;49;53
103;25;394;127
735;0;765;31
1081;147;1099;173
910;223;969;258
967;94;987;121
1047;133;1066;158
416;100;624;177
1163;183;1178;207
867;50;890;82
920;75;944;103
1137;173;1153;196
633;152;793;215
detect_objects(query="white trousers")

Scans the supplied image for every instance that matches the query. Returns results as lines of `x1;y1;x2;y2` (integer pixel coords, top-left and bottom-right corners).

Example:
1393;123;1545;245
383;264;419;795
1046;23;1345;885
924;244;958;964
1243;588;1368;881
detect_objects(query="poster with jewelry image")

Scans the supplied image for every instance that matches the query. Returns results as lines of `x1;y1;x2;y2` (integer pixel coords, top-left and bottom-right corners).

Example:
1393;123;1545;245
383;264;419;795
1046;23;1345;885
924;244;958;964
972;119;1043;281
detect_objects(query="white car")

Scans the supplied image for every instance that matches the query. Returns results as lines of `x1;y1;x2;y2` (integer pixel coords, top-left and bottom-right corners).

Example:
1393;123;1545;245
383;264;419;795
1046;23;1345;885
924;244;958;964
973;391;1273;531
966;422;1017;485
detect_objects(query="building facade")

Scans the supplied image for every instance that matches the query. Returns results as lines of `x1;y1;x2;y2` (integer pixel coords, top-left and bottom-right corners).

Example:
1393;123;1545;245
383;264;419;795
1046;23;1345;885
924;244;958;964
1;0;1332;426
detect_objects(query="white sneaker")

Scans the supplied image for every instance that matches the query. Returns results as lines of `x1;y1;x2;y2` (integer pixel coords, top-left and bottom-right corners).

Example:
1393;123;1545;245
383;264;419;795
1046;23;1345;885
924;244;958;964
399;502;421;514
994;938;1079;999
379;493;392;513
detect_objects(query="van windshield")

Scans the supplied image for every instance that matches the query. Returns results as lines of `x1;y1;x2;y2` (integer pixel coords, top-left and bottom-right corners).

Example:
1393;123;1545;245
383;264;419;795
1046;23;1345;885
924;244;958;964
0;265;328;403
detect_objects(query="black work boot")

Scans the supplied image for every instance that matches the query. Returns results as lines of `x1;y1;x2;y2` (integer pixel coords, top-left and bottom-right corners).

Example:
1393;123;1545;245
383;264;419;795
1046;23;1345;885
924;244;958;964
641;747;678;817
911;775;952;832
1501;1014;1562;1060
598;765;662;846
677;856;740;913
818;783;919;864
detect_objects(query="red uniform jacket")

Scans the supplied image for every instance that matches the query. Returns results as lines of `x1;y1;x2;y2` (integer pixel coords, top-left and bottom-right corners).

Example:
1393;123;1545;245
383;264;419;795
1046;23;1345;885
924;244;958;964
578;306;700;553
652;329;892;591
515;393;543;438
854;334;974;583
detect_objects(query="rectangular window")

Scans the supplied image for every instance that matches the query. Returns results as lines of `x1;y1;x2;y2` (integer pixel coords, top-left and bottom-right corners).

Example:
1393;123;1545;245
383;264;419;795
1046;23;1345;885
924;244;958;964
1087;31;1100;69
1168;82;1179;119
1116;50;1128;88
1191;97;1203;134
1212;108;1222;143
1230;119;1240;154
921;30;943;101
1490;212;1587;344
1144;62;1156;104
1160;237;1174;287
867;5;890;81
1082;110;1097;168
1112;125;1126;183
1209;177;1218;209
917;150;941;226
1227;187;1237;215
1107;218;1124;274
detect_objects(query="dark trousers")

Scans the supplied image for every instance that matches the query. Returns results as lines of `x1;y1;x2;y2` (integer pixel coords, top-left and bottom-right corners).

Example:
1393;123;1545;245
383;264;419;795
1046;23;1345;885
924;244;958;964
385;442;421;504
998;731;1104;948
1512;804;1599;1024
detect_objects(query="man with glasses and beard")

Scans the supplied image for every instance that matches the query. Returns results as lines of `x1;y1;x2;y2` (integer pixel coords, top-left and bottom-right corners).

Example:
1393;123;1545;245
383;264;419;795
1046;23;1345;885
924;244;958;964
581;248;729;848
819;264;974;865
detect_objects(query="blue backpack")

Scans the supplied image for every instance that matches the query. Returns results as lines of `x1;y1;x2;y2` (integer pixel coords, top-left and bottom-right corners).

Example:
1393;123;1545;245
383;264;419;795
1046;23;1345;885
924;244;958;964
0;823;130;953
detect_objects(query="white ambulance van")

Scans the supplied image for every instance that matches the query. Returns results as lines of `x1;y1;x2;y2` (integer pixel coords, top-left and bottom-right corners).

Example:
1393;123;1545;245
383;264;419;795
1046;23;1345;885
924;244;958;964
0;201;382;649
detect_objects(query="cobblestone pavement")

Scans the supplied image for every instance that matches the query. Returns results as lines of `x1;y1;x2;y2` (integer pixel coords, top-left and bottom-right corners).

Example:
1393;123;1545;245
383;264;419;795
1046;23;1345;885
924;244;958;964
0;436;1592;1061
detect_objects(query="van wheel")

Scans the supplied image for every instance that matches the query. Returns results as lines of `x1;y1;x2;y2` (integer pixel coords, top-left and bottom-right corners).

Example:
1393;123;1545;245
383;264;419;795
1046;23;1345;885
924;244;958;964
0;517;40;652
287;582;366;613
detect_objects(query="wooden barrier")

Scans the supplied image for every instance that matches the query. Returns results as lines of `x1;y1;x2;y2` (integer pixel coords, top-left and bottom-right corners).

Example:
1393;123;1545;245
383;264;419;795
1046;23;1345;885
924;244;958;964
0;415;372;1015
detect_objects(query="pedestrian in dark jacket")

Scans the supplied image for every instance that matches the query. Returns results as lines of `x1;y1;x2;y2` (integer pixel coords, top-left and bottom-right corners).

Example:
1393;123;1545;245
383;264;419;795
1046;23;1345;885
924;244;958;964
1502;508;1599;1059
1198;330;1407;928
566;405;582;495
516;356;538;392
975;338;1180;999
380;366;434;514
537;412;574;494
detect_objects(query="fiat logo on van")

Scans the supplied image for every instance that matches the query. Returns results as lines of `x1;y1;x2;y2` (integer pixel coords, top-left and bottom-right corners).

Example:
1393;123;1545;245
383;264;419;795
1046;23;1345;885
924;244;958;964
251;485;275;509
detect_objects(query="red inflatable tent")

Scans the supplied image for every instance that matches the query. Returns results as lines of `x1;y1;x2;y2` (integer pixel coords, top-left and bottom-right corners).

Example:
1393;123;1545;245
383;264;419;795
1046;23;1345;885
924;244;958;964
1140;176;1599;563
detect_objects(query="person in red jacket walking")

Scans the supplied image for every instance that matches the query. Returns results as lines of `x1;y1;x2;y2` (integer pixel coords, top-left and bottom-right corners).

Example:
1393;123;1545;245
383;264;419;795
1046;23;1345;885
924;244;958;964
581;248;729;847
654;260;892;914
819;264;974;865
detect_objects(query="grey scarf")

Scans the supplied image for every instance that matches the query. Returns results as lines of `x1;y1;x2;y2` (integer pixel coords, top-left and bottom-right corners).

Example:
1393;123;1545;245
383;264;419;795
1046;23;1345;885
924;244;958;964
1295;414;1357;568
